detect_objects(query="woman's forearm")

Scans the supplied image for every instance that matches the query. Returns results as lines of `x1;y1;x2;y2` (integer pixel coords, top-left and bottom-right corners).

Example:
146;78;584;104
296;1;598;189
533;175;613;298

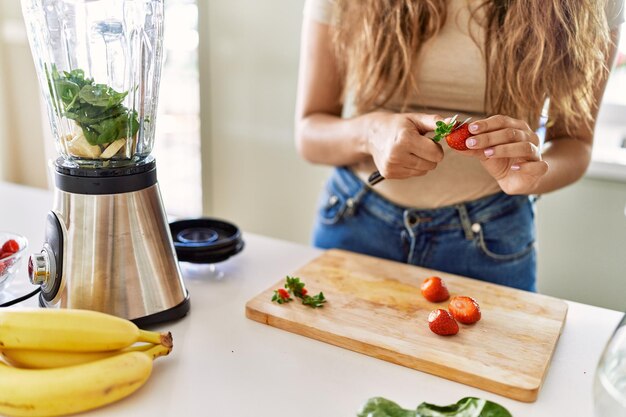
531;137;592;194
295;113;374;166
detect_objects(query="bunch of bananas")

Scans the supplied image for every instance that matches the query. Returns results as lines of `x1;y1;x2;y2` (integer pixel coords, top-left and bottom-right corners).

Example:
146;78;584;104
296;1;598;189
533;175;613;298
0;309;174;417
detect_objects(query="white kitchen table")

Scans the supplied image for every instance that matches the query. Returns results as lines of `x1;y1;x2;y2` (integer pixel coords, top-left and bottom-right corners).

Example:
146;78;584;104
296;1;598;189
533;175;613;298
0;181;622;417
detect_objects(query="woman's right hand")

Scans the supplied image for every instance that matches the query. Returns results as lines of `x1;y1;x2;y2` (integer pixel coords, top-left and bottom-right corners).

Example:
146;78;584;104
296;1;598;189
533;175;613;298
366;112;444;179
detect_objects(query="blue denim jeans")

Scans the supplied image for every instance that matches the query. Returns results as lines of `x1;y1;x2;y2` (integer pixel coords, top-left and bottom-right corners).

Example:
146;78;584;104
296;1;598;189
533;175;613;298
312;167;537;291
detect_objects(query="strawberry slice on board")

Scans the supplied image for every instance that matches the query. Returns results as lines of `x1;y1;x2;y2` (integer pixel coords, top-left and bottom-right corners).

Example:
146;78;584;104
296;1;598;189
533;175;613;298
420;276;450;303
448;296;482;324
428;309;459;336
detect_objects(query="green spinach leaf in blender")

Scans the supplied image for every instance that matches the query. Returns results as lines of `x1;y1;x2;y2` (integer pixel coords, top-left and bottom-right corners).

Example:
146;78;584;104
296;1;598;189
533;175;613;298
47;65;139;147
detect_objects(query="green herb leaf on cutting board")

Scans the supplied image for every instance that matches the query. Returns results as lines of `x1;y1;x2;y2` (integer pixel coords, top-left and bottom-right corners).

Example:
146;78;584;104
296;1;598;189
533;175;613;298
302;292;326;308
285;276;306;297
358;397;513;417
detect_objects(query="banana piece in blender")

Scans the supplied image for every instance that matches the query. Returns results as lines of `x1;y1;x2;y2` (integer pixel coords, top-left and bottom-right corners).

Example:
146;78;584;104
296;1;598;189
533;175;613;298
66;132;101;159
100;138;126;159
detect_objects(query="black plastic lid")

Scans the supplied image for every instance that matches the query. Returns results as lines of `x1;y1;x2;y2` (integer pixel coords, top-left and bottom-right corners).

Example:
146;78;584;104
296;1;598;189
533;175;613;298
169;218;244;264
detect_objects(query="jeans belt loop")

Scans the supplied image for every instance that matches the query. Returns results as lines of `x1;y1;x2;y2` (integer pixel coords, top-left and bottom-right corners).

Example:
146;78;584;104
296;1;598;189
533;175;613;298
456;203;475;240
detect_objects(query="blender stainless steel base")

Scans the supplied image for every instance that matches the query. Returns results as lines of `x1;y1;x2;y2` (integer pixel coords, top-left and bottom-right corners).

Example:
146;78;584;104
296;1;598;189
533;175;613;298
29;158;190;326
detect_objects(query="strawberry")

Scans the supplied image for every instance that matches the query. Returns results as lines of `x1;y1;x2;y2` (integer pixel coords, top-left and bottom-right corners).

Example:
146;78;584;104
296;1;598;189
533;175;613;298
448;296;481;324
432;116;473;151
271;288;293;304
1;239;19;254
428;309;459;336
0;252;12;260
420;276;450;303
445;123;472;150
277;288;291;300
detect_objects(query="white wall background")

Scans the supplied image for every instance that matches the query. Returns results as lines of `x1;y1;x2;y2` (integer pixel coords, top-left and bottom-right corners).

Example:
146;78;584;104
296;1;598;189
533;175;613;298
199;0;331;246
536;178;626;311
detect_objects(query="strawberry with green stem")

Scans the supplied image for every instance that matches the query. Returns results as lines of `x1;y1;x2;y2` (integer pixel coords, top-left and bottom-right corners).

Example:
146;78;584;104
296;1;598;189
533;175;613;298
271;276;327;308
433;115;474;151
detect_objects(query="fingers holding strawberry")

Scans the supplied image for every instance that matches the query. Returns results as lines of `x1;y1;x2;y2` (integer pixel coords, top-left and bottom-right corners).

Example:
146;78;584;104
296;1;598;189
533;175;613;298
460;114;548;194
367;112;444;180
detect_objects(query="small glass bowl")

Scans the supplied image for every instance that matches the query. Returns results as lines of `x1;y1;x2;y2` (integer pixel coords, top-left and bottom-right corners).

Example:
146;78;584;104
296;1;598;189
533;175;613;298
0;232;29;290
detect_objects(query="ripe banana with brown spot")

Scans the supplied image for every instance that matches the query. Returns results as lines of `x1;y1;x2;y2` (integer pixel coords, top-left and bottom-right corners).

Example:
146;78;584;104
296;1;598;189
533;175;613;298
0;343;171;417
0;309;172;352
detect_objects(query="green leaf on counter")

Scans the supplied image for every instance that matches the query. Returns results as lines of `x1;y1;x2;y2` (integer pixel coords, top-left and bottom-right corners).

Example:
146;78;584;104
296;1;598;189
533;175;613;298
358;397;417;417
358;397;512;417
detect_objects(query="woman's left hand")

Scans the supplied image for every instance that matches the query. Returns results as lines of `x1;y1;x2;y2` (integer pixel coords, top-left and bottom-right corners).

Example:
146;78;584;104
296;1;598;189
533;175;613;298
462;115;549;195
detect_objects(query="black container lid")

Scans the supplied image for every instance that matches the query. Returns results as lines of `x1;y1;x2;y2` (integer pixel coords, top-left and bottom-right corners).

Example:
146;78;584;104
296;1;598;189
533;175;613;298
169;218;244;264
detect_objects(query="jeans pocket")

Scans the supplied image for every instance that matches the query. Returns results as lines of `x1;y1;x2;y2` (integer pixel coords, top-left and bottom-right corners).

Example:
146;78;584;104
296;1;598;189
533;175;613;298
317;176;353;226
473;201;535;262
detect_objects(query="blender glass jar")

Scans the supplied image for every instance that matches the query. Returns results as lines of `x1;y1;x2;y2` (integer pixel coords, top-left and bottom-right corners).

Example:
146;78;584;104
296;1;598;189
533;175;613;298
21;0;164;167
594;313;626;417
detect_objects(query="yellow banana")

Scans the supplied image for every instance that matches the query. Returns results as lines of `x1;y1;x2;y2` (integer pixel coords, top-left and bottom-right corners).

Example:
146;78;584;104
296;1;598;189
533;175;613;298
0;344;171;417
0;309;172;352
1;344;155;369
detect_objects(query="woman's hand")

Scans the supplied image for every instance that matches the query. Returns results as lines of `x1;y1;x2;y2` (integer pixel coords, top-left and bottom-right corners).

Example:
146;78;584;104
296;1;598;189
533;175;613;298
366;112;444;180
462;115;549;194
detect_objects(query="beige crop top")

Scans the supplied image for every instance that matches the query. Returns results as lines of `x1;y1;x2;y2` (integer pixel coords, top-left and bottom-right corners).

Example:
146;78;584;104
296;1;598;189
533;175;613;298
303;0;625;209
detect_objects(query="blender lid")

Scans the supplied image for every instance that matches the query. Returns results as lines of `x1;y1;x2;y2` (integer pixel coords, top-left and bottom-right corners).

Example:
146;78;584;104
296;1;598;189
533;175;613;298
169;218;244;264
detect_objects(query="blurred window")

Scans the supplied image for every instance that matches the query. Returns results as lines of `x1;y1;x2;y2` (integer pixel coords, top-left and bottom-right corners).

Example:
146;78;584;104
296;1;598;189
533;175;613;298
604;25;626;106
152;0;201;217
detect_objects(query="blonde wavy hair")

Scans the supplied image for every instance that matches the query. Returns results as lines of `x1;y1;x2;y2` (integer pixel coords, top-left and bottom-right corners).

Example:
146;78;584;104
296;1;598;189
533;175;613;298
332;0;611;131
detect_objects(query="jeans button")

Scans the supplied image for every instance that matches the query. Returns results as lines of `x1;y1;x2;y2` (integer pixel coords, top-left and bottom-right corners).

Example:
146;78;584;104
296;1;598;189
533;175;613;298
471;223;481;233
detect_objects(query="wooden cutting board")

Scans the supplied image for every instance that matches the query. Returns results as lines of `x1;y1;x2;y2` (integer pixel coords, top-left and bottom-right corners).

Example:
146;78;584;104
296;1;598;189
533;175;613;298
245;249;567;402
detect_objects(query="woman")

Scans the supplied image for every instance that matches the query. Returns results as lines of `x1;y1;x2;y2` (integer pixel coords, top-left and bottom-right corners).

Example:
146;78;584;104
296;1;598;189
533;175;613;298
295;0;624;291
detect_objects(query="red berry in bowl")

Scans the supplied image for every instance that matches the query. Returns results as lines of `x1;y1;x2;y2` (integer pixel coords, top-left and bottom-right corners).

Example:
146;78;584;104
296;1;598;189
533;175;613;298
1;239;19;254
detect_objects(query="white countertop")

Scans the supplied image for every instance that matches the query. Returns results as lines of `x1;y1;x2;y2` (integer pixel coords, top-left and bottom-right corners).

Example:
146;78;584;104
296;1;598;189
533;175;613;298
0;181;622;417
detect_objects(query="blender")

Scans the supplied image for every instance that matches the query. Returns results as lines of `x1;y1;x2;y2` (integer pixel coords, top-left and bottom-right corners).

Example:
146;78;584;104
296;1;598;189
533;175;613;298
20;0;190;325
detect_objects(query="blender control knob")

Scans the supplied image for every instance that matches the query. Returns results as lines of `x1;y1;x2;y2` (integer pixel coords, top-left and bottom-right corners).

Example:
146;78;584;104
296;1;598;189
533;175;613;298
28;245;56;288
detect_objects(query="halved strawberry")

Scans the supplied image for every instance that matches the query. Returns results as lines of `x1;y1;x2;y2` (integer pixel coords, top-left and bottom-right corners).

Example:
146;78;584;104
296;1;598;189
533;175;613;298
420;276;450;303
1;239;19;254
428;309;459;336
448;296;481;324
